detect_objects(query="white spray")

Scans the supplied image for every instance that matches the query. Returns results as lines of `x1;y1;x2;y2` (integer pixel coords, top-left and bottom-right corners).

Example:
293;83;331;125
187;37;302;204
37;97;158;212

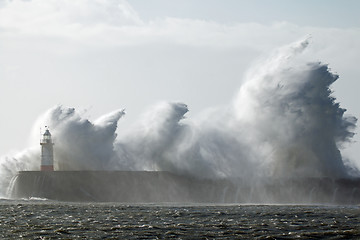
0;39;357;196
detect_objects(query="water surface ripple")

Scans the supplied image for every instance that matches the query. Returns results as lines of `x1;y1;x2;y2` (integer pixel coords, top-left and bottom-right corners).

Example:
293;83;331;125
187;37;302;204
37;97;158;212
1;200;359;239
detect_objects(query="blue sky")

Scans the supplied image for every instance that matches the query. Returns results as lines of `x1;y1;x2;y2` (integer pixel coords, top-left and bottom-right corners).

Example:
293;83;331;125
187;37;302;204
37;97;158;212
131;0;360;27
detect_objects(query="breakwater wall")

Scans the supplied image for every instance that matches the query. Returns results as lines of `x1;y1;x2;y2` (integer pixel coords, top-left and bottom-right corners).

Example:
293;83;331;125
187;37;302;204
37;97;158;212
10;171;360;204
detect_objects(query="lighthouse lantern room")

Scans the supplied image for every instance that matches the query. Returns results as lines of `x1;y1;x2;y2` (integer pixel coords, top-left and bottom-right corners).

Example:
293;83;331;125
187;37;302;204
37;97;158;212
40;127;54;171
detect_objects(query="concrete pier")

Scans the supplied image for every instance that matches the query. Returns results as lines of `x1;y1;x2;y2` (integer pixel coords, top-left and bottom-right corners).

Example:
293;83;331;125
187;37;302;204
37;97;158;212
10;171;360;204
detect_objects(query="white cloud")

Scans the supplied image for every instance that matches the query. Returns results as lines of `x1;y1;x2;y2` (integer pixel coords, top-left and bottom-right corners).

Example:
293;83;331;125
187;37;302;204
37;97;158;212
0;0;359;169
1;0;359;53
0;0;142;38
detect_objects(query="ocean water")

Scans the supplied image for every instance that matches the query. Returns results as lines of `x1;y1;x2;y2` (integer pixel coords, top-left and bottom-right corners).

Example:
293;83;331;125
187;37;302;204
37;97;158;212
0;200;360;239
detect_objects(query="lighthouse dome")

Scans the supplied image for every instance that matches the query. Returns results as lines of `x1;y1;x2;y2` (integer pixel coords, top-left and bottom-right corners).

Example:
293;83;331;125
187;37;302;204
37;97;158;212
44;129;51;136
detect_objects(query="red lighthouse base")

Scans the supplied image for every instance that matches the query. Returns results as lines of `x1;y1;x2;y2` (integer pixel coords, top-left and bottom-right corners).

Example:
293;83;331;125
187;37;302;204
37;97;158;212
41;165;54;171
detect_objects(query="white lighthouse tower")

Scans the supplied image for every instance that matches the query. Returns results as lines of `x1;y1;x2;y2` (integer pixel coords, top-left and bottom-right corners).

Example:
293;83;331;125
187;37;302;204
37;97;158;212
40;127;54;171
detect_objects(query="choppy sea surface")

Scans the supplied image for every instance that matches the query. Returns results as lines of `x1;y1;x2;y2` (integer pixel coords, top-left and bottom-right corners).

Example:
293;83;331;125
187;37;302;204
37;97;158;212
0;199;360;239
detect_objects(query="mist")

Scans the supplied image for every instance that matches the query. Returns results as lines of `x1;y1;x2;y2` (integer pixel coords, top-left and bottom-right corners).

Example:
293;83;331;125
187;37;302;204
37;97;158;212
0;39;357;197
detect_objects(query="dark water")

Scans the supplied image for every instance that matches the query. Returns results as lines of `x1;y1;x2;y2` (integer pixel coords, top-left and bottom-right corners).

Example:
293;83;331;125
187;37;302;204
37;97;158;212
1;200;360;239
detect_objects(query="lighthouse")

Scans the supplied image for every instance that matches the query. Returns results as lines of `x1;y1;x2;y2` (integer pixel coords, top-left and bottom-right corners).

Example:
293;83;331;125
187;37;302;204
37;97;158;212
40;127;54;171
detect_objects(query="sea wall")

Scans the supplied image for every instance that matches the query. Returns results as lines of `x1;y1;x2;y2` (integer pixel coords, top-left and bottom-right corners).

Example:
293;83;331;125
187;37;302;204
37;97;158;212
11;171;230;202
10;171;360;204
